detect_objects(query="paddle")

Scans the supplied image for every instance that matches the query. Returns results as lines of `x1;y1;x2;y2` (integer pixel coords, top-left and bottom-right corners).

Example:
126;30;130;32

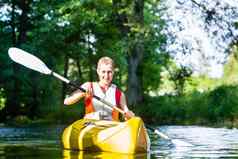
8;47;178;143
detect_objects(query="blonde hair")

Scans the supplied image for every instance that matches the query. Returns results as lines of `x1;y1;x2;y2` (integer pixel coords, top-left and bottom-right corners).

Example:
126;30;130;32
97;56;115;70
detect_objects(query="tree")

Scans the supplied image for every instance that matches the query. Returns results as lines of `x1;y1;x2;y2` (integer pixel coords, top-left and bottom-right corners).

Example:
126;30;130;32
159;0;238;77
168;66;192;95
0;0;66;120
3;0;32;118
112;0;145;106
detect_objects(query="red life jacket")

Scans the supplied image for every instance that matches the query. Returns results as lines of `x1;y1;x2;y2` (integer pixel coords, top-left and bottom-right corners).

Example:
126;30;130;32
84;82;122;121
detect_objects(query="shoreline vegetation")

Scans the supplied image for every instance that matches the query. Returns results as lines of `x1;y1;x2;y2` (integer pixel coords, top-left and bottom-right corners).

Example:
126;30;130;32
2;50;238;128
4;84;238;129
139;85;238;129
1;0;238;130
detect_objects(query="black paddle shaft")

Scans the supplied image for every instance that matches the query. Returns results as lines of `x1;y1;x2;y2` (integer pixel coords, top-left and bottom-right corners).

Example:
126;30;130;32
68;81;102;102
67;81;123;113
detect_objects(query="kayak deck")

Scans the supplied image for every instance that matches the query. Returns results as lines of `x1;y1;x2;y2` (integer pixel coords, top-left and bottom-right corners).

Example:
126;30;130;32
62;117;150;154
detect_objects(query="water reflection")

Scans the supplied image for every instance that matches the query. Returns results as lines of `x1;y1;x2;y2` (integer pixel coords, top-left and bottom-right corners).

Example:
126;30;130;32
151;126;238;158
0;145;61;159
63;150;150;159
1;125;238;158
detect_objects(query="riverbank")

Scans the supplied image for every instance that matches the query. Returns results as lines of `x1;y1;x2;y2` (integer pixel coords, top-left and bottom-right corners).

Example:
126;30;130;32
136;85;238;128
3;84;238;128
4;112;238;129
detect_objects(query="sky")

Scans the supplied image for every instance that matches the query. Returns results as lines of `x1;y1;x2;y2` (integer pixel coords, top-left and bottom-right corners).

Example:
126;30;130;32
159;0;238;78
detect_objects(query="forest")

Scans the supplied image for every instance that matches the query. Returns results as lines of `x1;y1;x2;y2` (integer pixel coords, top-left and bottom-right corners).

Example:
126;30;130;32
1;0;238;127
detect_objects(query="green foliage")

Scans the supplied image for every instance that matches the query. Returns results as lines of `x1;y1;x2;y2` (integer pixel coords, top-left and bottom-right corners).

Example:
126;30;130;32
0;88;6;110
41;103;85;124
165;64;193;95
223;51;238;85
208;85;238;121
4;0;238;128
137;84;238;126
8;115;32;126
136;47;238;126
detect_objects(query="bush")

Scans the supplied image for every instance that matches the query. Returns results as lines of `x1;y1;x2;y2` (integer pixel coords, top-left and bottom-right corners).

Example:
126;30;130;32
138;85;238;126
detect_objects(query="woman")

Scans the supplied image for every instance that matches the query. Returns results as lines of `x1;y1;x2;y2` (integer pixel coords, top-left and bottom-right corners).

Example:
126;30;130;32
64;56;134;121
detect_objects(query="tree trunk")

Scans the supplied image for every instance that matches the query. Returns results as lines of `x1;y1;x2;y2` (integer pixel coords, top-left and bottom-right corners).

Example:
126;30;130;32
127;41;144;106
17;0;30;45
76;57;82;82
62;54;69;101
30;77;38;119
87;34;94;81
5;0;20;117
112;0;145;106
6;0;31;117
127;0;144;106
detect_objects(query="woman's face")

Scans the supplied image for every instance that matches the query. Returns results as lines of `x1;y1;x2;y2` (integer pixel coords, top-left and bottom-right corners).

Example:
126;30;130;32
97;63;114;86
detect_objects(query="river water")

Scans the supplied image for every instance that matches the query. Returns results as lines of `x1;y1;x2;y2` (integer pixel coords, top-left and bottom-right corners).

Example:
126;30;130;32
1;124;238;158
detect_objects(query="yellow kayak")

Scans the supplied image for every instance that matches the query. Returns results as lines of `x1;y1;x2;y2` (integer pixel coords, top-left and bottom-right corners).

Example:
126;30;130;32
63;150;150;159
62;117;150;154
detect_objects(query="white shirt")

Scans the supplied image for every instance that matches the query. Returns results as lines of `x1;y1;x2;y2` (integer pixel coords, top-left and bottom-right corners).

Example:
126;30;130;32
82;82;118;120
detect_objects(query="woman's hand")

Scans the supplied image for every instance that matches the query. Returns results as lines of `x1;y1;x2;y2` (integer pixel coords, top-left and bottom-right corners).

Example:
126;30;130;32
124;110;135;120
64;86;92;105
84;88;93;98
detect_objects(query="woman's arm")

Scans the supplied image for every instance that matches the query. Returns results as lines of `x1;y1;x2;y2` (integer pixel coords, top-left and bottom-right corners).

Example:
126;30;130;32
64;90;86;105
120;93;135;119
63;82;90;105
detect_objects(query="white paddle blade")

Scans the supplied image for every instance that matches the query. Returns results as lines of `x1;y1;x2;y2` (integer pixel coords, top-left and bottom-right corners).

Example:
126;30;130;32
8;47;52;75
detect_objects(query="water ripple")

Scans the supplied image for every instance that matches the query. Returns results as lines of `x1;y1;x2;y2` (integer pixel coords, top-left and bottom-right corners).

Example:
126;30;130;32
150;126;238;158
1;125;238;158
